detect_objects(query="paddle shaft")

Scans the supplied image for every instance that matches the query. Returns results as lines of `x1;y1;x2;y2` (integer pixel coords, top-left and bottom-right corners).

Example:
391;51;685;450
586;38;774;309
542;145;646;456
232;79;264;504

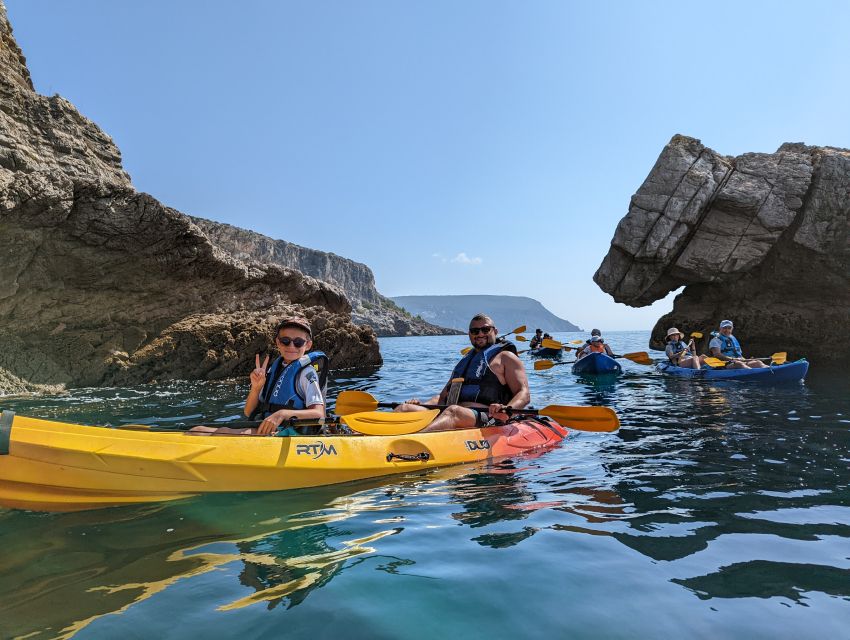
379;400;546;418
118;416;331;433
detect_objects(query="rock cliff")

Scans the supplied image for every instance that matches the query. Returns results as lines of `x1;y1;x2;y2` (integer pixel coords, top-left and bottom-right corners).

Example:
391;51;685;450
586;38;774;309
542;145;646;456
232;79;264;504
594;134;849;363
190;218;457;337
0;3;380;393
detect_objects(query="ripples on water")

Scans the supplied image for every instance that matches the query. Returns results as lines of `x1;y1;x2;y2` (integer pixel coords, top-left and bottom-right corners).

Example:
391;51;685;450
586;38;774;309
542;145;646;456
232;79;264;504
1;332;849;638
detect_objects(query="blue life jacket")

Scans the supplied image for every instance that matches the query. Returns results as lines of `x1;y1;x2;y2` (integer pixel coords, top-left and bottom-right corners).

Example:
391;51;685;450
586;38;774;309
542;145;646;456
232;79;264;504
254;351;328;419
717;334;742;358
668;339;690;362
450;341;517;406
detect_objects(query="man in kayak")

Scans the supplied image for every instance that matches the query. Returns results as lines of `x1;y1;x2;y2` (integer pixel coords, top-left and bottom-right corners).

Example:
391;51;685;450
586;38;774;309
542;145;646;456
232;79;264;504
707;320;767;369
396;313;530;432
575;329;615;359
190;317;327;435
529;328;544;349
665;327;700;369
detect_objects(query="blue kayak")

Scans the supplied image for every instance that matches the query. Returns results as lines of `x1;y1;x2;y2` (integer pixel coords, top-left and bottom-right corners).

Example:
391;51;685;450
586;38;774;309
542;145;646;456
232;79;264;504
657;359;809;383
529;347;562;359
572;352;622;375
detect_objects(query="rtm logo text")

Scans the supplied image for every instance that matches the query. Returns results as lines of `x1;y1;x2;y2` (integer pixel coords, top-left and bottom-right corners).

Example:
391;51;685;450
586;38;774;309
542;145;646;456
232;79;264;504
465;439;491;451
296;443;338;459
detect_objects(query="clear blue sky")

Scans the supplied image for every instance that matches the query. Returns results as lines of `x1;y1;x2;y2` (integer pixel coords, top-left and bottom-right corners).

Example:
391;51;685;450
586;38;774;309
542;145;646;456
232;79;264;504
8;1;850;329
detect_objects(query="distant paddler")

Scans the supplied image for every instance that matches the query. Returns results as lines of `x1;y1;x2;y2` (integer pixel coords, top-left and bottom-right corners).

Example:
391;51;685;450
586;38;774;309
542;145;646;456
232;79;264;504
575;329;615;359
529;328;544;349
665;327;700;369
395;313;530;432
705;320;767;369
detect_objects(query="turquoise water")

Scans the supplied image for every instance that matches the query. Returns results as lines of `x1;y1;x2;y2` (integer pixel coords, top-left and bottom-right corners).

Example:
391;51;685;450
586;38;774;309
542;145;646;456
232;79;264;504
1;331;849;639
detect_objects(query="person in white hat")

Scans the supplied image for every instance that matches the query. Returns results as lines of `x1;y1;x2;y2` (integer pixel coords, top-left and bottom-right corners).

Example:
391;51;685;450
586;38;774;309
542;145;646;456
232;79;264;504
665;327;700;369
706;320;767;369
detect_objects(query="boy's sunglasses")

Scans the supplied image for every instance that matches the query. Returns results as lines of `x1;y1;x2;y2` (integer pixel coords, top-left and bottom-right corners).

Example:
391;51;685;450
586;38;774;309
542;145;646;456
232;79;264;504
468;326;493;335
277;336;308;348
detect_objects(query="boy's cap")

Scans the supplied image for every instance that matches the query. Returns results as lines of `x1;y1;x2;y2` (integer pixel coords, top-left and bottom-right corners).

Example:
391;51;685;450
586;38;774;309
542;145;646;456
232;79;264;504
279;316;312;337
719;320;734;329
590;335;603;342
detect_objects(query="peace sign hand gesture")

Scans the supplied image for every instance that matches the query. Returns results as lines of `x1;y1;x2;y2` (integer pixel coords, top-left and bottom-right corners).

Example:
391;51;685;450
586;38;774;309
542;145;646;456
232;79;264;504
250;354;269;389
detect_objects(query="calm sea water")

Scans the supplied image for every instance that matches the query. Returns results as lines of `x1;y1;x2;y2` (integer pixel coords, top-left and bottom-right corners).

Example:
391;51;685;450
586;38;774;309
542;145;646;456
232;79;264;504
1;331;849;639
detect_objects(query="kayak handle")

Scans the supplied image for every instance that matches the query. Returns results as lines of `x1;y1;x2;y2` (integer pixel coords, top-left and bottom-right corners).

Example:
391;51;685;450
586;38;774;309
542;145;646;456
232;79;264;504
386;452;430;463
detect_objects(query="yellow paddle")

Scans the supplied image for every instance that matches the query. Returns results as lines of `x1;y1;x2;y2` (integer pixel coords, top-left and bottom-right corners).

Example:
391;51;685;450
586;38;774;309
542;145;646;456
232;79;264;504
341;410;440;435
534;351;653;369
461;325;527;355
540;338;584;350
704;352;787;368
334;390;619;433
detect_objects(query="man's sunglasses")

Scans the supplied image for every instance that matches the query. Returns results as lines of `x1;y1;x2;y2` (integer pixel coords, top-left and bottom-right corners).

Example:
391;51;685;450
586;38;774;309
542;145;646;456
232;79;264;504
277;336;308;348
468;326;493;335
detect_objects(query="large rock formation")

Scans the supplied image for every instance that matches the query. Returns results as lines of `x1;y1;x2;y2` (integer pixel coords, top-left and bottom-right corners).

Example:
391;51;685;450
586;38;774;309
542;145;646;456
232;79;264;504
594;134;849;364
191;218;457;337
0;3;380;393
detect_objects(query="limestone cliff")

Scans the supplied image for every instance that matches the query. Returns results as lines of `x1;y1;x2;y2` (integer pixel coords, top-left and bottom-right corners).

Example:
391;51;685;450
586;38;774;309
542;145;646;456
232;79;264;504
594;135;849;363
190;218;457;337
0;3;380;393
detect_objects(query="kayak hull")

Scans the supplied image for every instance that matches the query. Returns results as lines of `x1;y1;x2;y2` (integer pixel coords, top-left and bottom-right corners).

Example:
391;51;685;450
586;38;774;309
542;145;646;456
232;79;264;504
657;359;809;383
529;347;562;358
572;352;622;375
0;412;568;512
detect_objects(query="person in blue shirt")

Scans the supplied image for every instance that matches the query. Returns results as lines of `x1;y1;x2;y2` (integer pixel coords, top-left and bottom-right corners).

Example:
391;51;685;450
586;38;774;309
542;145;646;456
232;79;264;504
706;320;767;369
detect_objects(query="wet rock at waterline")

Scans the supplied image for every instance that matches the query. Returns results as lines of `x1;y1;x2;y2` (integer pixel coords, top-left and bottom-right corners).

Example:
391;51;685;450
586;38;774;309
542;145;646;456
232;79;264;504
594;135;850;363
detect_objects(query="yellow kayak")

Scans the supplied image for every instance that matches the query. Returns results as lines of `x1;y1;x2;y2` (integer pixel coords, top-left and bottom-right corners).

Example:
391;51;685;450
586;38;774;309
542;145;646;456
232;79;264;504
0;410;568;512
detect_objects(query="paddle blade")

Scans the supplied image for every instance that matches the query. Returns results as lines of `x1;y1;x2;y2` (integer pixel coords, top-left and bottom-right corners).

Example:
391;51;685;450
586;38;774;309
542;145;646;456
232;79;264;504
621;351;653;366
541;338;563;349
539;405;619;433
703;357;726;368
510;325;526;336
460;346;472;355
334;390;380;416
515;335;528;342
534;360;557;371
569;339;584;345
341;410;439;435
690;332;703;339
771;352;787;365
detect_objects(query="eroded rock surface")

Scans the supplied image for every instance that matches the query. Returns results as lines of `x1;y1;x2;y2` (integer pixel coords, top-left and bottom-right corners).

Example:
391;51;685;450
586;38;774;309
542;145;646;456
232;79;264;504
191;218;458;337
0;3;379;392
595;135;850;363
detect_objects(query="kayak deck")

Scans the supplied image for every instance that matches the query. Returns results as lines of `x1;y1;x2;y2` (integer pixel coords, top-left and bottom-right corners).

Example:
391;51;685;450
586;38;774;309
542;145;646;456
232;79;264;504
529;347;562;358
572;352;622;375
657;359;809;382
0;412;568;512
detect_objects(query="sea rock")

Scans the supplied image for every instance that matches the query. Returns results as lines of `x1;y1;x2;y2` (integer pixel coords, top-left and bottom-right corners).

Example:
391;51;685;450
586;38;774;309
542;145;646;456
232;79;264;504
0;3;380;392
594;135;850;363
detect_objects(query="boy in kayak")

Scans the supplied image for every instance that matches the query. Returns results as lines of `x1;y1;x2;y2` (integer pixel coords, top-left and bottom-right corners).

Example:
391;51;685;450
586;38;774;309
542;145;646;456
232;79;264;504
665;327;700;369
190;317;327;435
395;313;530;432
529;328;544;349
575;329;615;359
706;320;767;369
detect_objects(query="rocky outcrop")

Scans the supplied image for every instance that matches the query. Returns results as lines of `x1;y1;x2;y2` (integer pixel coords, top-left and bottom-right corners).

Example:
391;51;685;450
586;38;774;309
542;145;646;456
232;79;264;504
191;217;457;337
0;3;379;393
594;135;850;363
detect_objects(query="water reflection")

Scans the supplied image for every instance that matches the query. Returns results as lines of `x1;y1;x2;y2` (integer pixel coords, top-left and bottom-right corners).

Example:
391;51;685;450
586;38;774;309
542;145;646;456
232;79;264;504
1;333;850;637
